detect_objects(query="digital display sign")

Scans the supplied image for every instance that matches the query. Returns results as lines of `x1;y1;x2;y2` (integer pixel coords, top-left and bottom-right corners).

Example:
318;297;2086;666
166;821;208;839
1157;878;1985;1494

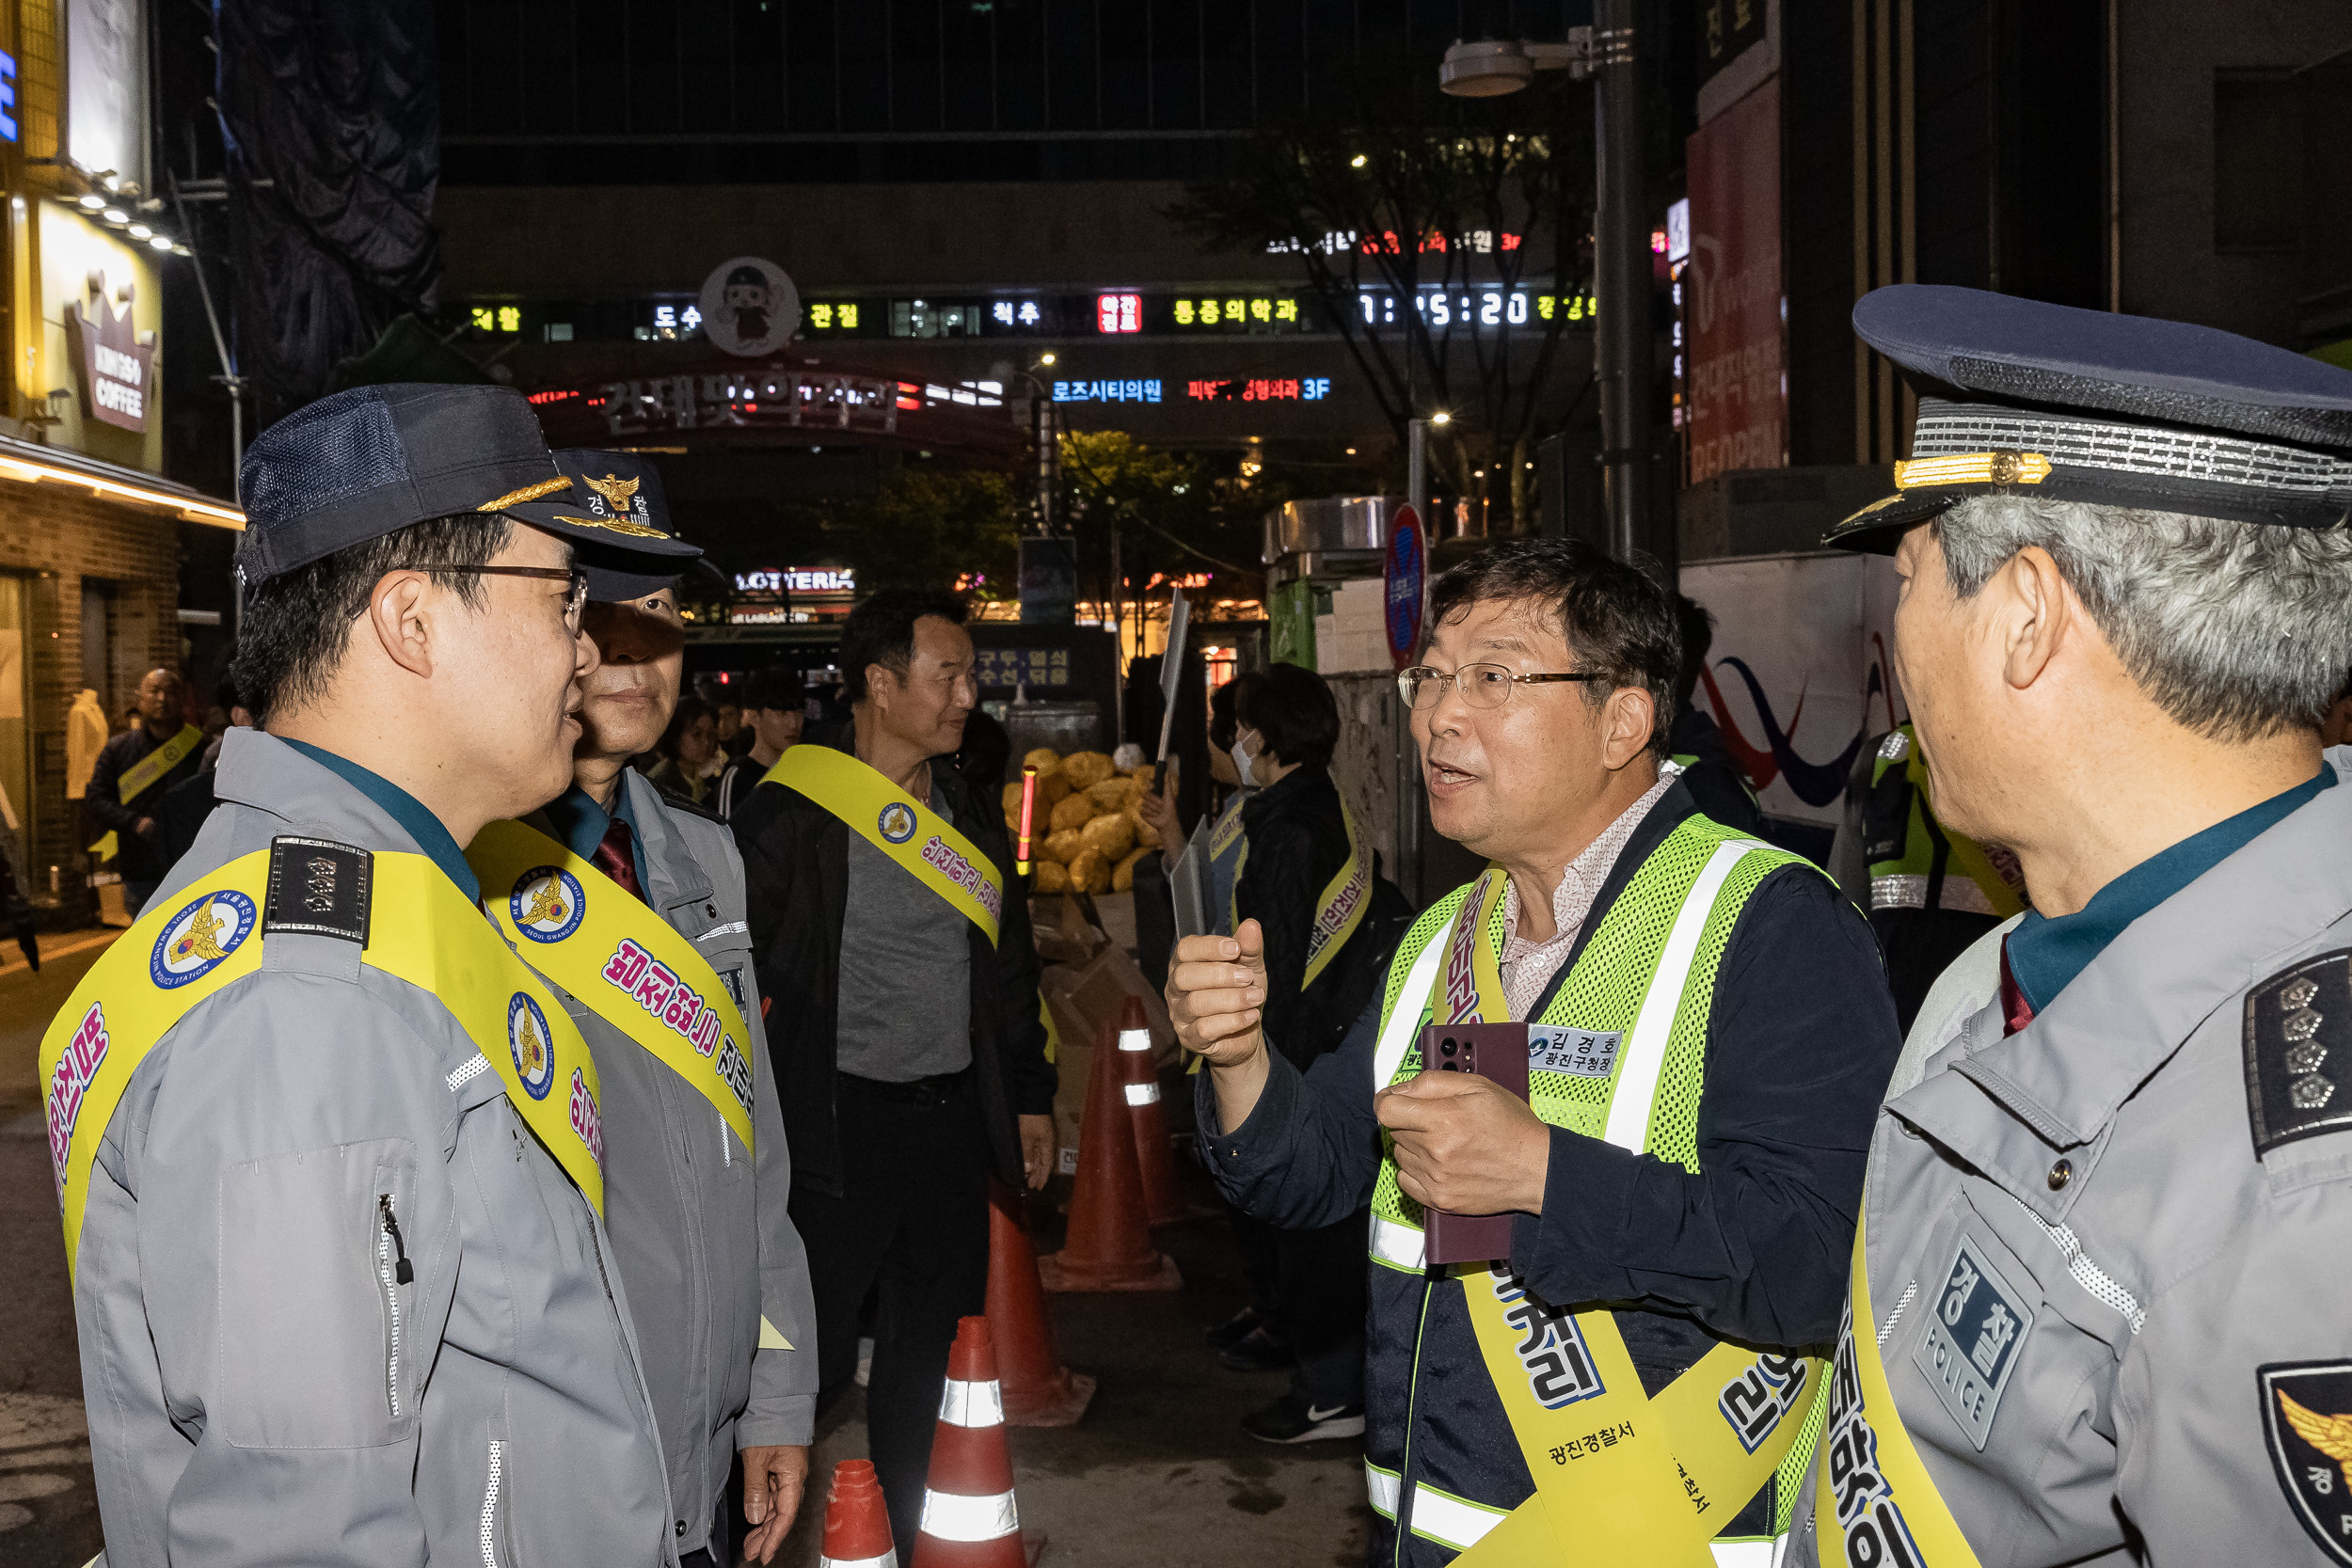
1356;291;1597;329
1053;379;1164;404
1096;293;1143;333
1172;296;1301;330
1184;378;1333;403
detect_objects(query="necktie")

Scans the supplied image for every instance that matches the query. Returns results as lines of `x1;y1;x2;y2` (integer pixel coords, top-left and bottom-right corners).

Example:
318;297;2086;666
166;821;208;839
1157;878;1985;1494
593;818;644;904
1996;936;2036;1037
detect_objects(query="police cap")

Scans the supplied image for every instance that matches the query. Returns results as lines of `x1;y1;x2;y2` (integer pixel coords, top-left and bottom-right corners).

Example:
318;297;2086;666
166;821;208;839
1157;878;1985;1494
1825;285;2352;552
501;449;703;601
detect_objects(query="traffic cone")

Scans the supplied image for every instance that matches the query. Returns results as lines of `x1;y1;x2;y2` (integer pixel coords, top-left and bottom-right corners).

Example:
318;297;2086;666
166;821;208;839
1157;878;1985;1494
819;1459;898;1568
985;1182;1096;1427
911;1317;1027;1568
1037;1022;1183;1291
1111;995;1186;1226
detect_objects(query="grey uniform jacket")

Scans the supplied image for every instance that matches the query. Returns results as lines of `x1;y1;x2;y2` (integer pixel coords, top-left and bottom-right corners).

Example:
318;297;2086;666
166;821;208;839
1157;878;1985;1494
518;770;817;1556
74;731;675;1568
1790;753;2352;1568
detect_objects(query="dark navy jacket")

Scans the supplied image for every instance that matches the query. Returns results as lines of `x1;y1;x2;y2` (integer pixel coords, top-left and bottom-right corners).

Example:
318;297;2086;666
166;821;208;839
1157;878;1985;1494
1198;782;1901;1565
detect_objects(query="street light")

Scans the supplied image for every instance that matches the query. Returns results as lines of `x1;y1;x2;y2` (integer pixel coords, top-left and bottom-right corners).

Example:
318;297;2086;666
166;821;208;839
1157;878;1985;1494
1439;7;1653;577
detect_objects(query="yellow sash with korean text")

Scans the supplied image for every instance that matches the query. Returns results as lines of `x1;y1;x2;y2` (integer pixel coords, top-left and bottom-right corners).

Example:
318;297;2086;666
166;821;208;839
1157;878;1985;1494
40;847;604;1279
1423;872;1820;1565
1804;1211;1984;1566
1227;791;1371;989
88;723;204;860
467;818;755;1151
766;745;1003;945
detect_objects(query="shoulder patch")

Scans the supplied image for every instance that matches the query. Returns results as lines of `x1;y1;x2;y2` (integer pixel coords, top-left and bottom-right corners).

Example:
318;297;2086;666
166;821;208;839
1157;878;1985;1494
2244;949;2352;1157
2258;1361;2352;1566
657;785;728;826
262;835;373;944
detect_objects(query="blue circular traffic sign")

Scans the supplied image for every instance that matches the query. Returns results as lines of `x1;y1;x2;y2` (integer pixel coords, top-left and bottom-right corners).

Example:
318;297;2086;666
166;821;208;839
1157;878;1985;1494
1384;506;1426;670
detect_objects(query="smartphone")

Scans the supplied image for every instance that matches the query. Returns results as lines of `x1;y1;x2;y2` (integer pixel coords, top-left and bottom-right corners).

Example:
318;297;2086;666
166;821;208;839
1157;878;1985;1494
1416;1022;1532;1265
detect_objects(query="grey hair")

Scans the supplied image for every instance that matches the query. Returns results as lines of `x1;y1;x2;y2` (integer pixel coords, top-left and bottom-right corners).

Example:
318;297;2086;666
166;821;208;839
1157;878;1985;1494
1933;493;2352;741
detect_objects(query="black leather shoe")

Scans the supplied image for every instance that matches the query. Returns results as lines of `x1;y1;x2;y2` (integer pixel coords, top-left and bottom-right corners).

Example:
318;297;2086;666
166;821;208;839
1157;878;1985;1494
1216;1325;1295;1373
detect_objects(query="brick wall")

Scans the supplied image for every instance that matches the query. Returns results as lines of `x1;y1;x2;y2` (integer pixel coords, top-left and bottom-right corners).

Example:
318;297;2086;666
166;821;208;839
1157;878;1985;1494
0;484;184;911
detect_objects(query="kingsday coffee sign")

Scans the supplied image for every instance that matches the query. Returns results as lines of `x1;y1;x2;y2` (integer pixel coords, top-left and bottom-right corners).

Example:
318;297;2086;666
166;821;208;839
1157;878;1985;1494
68;277;153;433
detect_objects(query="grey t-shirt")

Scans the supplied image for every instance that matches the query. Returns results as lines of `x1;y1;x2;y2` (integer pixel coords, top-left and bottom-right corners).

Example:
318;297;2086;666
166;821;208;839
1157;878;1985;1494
834;789;974;1082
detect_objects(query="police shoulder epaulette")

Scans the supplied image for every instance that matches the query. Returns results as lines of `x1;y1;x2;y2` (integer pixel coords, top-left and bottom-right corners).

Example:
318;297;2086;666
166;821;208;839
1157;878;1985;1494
657;786;728;828
2243;948;2352;1157
262;834;373;944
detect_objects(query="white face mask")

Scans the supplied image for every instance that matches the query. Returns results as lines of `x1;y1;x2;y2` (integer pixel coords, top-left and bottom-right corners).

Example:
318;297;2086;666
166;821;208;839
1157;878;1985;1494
1231;737;1259;788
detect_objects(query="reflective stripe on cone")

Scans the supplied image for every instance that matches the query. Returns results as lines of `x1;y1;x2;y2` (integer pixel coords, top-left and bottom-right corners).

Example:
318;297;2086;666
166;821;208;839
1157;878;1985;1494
1117;1027;1150;1051
938;1376;1006;1429
918;1487;1020;1544
821;1554;898;1568
1121;1082;1160;1105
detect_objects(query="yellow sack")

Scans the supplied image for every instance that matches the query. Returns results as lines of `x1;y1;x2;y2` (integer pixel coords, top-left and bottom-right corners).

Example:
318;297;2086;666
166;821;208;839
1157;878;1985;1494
1042;828;1084;864
1112;847;1151;892
1069;847;1110;894
1034;861;1071;893
1022;747;1061;773
1058;751;1115;790
1080;811;1136;860
1048;793;1097;833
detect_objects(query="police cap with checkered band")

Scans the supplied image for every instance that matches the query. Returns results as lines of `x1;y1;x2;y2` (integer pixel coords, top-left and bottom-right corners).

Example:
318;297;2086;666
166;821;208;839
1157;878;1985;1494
501;449;704;601
1823;285;2352;552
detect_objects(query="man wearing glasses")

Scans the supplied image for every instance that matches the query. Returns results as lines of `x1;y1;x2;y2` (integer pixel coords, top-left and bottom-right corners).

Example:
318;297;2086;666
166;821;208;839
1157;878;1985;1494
1168;537;1900;1565
44;385;699;1565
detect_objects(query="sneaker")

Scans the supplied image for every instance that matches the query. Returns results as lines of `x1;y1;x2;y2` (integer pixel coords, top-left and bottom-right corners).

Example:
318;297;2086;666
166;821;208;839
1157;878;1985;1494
1204;1306;1267;1351
1243;1389;1366;1444
1216;1325;1295;1373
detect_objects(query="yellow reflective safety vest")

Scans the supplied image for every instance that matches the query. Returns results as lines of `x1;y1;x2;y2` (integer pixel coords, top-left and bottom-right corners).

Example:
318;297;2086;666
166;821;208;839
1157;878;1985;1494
1361;814;1828;1565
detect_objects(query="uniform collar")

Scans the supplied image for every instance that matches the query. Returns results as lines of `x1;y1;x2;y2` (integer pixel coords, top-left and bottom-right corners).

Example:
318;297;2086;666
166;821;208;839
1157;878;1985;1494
1895;752;2352;1158
542;772;643;883
218;730;482;905
2004;768;2334;1012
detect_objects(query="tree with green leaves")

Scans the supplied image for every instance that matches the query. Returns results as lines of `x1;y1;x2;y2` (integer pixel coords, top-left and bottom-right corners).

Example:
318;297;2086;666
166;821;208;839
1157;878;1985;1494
1168;69;1598;531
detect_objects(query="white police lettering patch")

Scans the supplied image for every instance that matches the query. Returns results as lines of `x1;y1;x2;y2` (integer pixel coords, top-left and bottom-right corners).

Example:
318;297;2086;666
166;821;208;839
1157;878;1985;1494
1528;1025;1622;1080
1910;1234;2034;1450
510;865;586;943
2261;1361;2352;1566
2245;950;2352;1158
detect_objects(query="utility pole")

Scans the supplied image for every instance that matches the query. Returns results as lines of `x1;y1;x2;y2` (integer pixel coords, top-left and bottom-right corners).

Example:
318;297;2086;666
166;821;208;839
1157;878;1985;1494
1589;0;1651;574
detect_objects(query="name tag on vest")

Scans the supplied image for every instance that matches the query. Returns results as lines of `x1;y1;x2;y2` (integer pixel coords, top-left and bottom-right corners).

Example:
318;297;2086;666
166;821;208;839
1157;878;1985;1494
1530;1025;1623;1080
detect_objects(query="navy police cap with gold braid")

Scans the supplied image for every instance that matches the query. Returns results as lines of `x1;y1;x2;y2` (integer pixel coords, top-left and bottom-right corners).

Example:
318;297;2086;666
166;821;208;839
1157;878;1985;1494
235;383;576;586
502;449;703;601
1825;285;2352;552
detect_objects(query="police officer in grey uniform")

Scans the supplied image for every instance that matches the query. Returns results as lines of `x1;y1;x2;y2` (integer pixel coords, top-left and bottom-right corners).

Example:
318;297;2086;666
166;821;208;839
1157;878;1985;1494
1788;286;2352;1567
501;451;818;1565
63;386;686;1564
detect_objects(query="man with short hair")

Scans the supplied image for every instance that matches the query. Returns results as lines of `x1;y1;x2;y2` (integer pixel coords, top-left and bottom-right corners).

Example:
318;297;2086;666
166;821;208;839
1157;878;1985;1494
42;385;686;1565
715;666;803;819
733;588;1054;1549
84;666;202;914
1783;288;2352;1567
470;451;818;1565
1666;594;1764;836
1168;537;1900;1563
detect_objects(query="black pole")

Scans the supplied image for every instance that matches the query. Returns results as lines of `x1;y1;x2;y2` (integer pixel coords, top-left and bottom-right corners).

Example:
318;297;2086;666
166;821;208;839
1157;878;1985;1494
1591;0;1651;573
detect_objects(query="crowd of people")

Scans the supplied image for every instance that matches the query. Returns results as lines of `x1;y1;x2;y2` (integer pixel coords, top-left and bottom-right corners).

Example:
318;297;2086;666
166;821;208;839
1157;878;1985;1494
33;280;2352;1568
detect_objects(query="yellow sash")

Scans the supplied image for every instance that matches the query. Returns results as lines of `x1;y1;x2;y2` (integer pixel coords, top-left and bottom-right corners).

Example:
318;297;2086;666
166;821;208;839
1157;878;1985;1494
1805;1211;1984;1566
88;723;204;859
1420;873;1821;1564
41;847;604;1277
467;818;755;1151
1227;791;1372;990
765;745;1003;946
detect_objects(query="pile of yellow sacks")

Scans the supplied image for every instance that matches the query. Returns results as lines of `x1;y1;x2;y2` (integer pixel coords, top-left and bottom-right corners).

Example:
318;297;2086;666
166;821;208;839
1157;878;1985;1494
1003;746;1162;895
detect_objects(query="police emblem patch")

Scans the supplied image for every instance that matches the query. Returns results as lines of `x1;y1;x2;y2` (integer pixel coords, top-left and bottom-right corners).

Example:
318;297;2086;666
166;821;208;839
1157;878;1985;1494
508;992;557;1100
509;865;586;943
149;890;258;989
2258;1361;2352;1565
878;802;917;845
1910;1234;2034;1451
2245;950;2352;1157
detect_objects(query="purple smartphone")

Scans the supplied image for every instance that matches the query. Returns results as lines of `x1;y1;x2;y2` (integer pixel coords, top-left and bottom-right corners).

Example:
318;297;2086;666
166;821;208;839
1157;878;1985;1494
1417;1023;1531;1265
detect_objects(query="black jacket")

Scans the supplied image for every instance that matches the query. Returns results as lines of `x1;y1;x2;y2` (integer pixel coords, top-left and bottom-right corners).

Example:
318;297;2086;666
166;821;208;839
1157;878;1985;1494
1667;706;1764;837
85;725;206;885
731;722;1054;1196
1200;781;1900;1560
1235;762;1411;1069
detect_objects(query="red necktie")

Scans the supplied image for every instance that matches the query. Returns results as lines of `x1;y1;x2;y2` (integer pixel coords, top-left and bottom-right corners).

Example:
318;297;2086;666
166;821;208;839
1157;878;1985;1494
593;819;644;904
1996;936;2036;1037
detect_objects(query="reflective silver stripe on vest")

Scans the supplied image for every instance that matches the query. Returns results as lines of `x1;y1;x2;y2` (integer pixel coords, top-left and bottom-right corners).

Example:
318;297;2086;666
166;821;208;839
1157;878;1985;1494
1371;917;1453;1087
1707;1540;1781;1568
1365;1460;1401;1519
1369;1212;1426;1272
1601;839;1766;1154
1406;1481;1509;1551
1869;872;1997;916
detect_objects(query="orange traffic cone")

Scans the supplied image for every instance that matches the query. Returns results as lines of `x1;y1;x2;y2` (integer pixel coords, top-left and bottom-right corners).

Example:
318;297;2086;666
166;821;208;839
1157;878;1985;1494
1111;995;1186;1226
911;1317;1027;1568
819;1459;898;1568
1038;1023;1183;1291
985;1182;1096;1427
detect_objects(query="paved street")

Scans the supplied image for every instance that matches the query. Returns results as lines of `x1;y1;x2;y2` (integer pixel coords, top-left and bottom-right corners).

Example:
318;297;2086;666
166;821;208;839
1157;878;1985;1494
0;938;1365;1567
